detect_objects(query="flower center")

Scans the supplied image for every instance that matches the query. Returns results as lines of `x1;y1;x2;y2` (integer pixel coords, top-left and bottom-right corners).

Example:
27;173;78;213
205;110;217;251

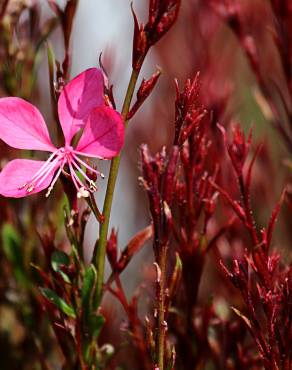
19;146;103;197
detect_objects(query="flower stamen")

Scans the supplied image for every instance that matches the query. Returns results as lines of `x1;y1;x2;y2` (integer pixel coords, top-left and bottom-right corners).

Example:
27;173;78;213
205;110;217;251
17;146;104;197
68;160;84;192
72;152;104;178
45;162;65;198
70;158;97;191
18;149;61;193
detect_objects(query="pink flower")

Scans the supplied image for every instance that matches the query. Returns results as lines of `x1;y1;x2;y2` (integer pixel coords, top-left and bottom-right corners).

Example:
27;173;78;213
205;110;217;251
0;68;124;198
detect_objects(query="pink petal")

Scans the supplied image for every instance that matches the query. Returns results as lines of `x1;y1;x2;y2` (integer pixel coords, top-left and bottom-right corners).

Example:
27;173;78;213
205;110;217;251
0;159;56;198
0;97;56;151
75;106;124;159
58;68;105;145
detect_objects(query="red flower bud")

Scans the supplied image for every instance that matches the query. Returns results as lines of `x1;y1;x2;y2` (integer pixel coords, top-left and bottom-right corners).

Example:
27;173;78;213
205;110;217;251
106;228;118;268
132;1;181;70
128;69;161;119
226;124;252;176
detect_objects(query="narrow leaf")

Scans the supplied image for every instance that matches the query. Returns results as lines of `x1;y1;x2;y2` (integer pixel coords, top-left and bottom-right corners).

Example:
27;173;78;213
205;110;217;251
115;225;153;273
40;287;76;318
1;223;28;286
90;314;105;339
51;250;71;283
81;264;97;307
231;306;252;329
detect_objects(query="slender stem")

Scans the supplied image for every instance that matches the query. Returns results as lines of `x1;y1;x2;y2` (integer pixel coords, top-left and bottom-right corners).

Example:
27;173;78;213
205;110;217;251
93;68;140;305
157;246;167;370
238;175;259;246
86;195;104;224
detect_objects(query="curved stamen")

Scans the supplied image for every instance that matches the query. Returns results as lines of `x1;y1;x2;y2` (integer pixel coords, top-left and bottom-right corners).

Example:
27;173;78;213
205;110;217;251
25;159;60;194
68;161;90;198
68;160;83;191
18;149;60;191
18;146;105;197
45;162;65;197
70;158;97;191
72;152;104;178
29;150;60;183
31;157;60;186
72;150;104;160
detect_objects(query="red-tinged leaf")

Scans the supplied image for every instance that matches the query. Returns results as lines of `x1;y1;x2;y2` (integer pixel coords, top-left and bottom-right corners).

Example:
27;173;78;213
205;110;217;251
231;306;270;360
37;229;56;265
63;0;78;49
209;180;246;222
140;144;161;218
244;253;258;275
115;225;153;273
245;143;262;194
38;291;57;317
266;188;286;249
168;345;176;370
131;3;148;70
227;124;251;175
47;42;57;107
108;228;152;289
53;321;67;331
145;316;155;359
168;253;182;303
217;122;227;135
250;247;272;289
147;0;181;45
181;111;207;143
128;69;161;119
163;146;179;205
52;321;76;364
37;17;59;51
31;263;52;288
231;306;252;329
107;228;118;268
174;78;180;103
155;3;180;40
47;0;62;17
174;74;205;145
149;0;159;27
0;0;9;20
220;260;234;280
206;216;236;252
51;250;71;284
131;2;139;42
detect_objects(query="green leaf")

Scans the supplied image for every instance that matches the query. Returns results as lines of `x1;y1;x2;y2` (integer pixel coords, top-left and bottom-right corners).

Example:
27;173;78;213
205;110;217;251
2;223;21;261
40;288;76;318
51;250;70;269
82;264;97;307
47;42;55;79
1;223;28;286
51;250;71;283
90;314;105;339
82;264;98;331
81;265;104;339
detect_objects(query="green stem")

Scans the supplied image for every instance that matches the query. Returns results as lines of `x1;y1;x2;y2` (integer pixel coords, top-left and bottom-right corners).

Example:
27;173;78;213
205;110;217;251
157;246;167;370
94;68;140;305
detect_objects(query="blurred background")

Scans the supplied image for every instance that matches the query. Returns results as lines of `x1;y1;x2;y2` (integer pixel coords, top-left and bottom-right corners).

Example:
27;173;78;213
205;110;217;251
0;0;291;369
